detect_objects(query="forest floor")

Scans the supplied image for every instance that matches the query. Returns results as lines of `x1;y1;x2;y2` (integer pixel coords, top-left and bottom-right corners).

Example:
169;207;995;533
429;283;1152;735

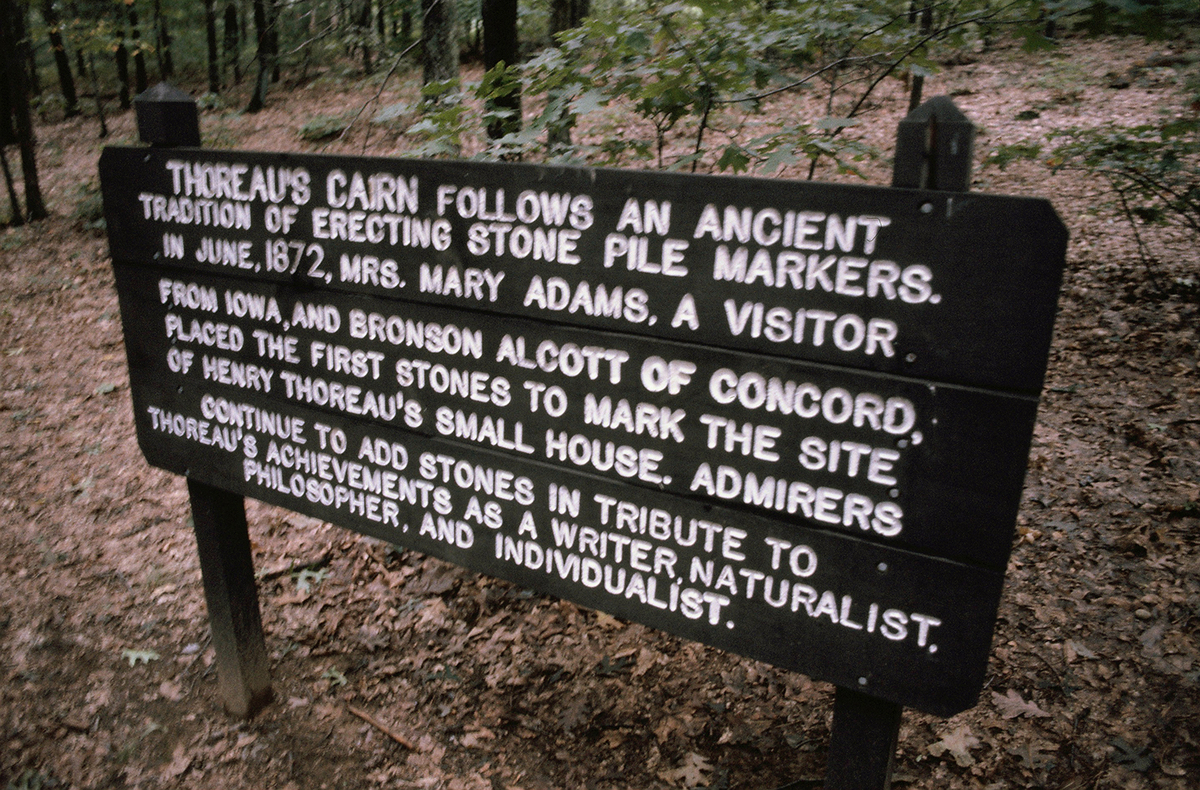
1;31;1198;790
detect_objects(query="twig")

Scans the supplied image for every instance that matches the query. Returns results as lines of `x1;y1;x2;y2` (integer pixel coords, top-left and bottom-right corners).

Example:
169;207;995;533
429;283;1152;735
346;705;419;750
255;549;332;581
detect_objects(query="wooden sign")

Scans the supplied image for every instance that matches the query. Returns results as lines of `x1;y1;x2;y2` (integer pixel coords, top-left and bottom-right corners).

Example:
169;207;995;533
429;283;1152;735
100;139;1064;719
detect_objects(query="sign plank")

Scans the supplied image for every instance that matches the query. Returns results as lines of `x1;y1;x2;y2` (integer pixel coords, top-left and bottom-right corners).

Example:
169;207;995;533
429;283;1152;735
100;148;1066;393
119;369;1004;716
113;263;1037;571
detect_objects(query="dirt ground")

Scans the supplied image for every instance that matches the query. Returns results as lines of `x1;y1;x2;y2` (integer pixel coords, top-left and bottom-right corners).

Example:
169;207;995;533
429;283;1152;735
1;33;1198;790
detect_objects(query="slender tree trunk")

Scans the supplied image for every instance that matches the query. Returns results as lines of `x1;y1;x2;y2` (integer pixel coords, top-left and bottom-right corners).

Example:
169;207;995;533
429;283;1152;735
1;0;46;220
267;0;280;82
87;52;108;138
420;0;458;89
205;0;221;93
42;0;80;117
0;148;22;226
115;40;131;109
358;0;373;74
129;5;149;94
908;5;932;112
481;0;520;142
67;0;87;79
224;2;241;84
0;14;22;225
547;0;588;149
246;0;274;112
16;2;40;97
154;0;174;78
549;0;588;38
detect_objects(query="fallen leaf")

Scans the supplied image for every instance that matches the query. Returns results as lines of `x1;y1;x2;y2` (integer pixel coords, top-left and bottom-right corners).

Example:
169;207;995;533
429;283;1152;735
992;689;1051;719
121;648;160;666
1111;738;1154;772
1007;741;1051;770
460;727;495;748
160;744;191;780
158;680;184;701
593;612;623;630
928;724;981;767
659;752;712;788
558;695;589;734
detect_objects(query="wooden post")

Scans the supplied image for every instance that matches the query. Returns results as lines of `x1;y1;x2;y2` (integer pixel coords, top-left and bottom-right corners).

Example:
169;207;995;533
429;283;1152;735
826;688;904;789
892;95;975;193
134;86;273;717
187;478;274;718
823;96;976;790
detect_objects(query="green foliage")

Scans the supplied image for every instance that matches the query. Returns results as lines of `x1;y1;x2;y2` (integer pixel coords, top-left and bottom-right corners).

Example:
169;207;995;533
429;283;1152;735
988;112;1200;288
497;0;1054;175
404;80;472;158
1047;118;1199;235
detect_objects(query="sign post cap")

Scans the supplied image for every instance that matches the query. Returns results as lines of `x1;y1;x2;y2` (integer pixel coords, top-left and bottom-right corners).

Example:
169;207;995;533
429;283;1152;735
134;82;201;148
893;95;975;192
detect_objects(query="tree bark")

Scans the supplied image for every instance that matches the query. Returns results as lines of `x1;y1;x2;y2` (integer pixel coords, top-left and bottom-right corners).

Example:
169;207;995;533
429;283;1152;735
481;0;520;141
421;0;458;89
0;0;47;220
246;0;274;111
205;0;221;93
547;0;588;148
267;0;279;82
358;0;373;74
129;5;149;95
224;1;241;84
908;5;932;113
0;148;22;226
0;16;22;224
115;39;131;109
154;0;175;79
17;1;39;97
42;0;80;117
549;0;588;39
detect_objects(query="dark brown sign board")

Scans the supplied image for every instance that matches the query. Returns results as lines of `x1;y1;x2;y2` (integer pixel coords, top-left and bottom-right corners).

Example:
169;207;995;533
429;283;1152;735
99;107;1065;728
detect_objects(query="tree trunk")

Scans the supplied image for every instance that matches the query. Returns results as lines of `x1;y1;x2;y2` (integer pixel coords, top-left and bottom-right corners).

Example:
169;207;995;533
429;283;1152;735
421;0;458;89
205;0;221;93
224;1;241;84
17;2;40;97
547;0;587;149
87;51;109;138
42;0;80;117
246;0;274;112
1;0;47;220
154;0;175;79
267;0;279;82
358;0;373;74
0;14;22;224
129;5;149;94
908;5;932;112
549;0;588;38
0;148;22;226
481;0;520;142
115;40;131;109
